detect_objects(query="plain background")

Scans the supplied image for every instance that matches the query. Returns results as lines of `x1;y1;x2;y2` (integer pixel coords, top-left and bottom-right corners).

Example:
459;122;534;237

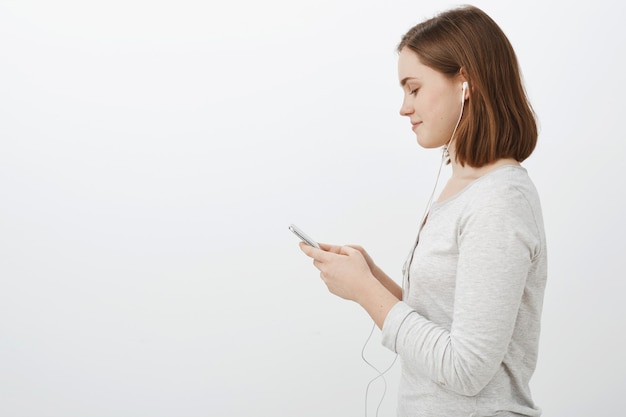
1;0;624;416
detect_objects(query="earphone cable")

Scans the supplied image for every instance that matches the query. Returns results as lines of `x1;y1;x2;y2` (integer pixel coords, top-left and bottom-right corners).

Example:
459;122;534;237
362;84;467;417
362;323;398;417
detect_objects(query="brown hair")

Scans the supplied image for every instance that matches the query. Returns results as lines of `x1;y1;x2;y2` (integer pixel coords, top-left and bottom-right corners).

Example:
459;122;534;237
398;5;537;167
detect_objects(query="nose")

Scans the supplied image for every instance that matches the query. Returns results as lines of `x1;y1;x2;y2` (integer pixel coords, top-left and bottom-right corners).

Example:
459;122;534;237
399;95;413;117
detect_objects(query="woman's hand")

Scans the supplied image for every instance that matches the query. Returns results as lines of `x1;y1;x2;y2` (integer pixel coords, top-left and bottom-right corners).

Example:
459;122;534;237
298;242;377;303
345;244;379;276
298;241;400;329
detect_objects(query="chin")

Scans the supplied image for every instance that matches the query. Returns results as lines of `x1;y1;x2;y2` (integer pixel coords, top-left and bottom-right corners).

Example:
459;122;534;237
416;136;442;149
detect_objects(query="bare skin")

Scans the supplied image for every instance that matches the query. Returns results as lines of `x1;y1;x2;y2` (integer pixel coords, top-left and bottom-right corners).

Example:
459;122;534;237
299;242;399;329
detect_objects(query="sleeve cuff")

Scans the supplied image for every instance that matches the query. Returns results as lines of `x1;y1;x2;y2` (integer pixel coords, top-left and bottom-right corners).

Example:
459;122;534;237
381;301;417;353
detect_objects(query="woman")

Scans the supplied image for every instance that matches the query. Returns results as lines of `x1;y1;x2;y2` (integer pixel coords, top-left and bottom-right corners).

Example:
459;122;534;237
298;5;547;417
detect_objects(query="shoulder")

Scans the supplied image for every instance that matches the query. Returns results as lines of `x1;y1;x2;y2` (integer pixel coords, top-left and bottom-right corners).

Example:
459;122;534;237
466;165;542;213
460;165;546;252
432;165;545;232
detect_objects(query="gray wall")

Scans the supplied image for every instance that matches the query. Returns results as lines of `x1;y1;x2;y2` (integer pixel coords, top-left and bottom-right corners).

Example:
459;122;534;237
1;0;624;415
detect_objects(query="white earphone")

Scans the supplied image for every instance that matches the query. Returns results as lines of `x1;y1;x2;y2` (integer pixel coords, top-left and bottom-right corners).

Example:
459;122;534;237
462;81;468;101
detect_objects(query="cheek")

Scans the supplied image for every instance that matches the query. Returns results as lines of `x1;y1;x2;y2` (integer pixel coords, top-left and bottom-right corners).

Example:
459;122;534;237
418;94;441;119
422;98;459;144
431;95;459;126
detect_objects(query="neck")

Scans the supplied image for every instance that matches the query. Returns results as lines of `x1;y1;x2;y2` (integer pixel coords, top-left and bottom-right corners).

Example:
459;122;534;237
448;154;520;180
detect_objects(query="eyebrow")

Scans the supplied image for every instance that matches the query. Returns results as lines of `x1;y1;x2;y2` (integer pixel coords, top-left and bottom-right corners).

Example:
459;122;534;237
399;77;417;87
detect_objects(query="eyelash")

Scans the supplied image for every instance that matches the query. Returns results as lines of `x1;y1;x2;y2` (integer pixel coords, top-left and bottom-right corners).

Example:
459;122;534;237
409;88;419;95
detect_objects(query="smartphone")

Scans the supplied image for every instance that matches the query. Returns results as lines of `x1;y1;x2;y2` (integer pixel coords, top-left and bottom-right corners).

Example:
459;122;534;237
289;223;320;249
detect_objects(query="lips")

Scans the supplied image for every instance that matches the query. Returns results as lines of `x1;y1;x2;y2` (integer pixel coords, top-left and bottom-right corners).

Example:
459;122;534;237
411;121;422;131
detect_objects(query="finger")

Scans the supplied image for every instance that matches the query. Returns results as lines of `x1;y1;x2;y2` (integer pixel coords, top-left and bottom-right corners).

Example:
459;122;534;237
313;259;323;270
301;243;341;263
319;242;343;254
299;242;332;262
340;245;361;256
345;244;365;253
299;241;318;256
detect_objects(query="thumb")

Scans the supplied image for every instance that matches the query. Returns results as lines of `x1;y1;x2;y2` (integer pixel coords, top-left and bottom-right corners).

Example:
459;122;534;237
340;245;360;256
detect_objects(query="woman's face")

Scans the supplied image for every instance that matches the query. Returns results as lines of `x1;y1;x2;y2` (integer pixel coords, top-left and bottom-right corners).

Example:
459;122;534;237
398;47;465;149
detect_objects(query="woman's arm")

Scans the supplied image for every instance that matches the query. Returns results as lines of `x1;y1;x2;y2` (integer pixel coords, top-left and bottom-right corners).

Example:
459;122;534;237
381;188;545;396
299;243;401;329
345;244;403;300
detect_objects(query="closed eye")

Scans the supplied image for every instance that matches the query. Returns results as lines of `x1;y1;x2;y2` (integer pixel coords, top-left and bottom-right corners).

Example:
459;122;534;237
410;88;419;95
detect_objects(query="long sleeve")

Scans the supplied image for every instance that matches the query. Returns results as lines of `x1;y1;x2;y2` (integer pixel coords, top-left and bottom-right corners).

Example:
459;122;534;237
381;166;547;416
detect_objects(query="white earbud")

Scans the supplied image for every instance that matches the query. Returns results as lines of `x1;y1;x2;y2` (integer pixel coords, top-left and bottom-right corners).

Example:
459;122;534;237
462;81;468;102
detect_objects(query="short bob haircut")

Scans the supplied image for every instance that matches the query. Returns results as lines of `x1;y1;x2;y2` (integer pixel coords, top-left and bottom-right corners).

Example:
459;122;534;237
398;5;537;167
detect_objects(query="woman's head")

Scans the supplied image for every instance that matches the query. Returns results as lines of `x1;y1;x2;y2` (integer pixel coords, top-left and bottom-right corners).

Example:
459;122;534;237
398;5;537;167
